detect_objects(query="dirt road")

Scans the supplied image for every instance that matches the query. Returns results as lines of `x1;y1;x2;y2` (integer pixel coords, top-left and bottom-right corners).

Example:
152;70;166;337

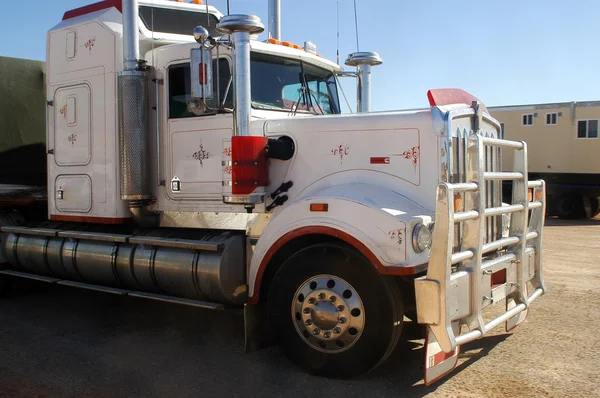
0;217;598;397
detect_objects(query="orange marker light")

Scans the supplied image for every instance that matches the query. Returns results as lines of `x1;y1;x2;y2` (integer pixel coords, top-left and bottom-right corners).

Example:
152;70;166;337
454;194;463;212
268;38;281;45
310;203;329;212
191;0;205;3
534;189;543;201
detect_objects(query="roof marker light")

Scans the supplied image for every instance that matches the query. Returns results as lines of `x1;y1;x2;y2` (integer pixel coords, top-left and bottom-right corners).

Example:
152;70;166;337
304;41;317;54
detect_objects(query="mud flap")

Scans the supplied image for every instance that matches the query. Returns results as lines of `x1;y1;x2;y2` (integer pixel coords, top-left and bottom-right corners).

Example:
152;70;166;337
244;302;275;352
506;284;528;332
424;326;460;386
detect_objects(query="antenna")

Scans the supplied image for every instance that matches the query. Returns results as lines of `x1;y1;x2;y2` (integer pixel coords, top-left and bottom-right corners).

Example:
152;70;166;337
336;0;340;65
353;0;360;51
205;0;210;27
151;0;154;65
227;0;230;15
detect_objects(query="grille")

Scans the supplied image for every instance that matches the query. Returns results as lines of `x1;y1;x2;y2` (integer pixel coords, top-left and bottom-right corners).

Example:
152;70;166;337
451;127;503;247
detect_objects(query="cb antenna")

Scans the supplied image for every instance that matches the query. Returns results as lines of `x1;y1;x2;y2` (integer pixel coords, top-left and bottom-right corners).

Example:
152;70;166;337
336;0;340;65
353;0;360;51
205;0;210;27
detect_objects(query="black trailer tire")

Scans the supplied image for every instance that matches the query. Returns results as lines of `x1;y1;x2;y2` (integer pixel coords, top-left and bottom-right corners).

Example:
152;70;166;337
590;197;600;219
0;274;9;296
555;194;584;219
267;243;403;379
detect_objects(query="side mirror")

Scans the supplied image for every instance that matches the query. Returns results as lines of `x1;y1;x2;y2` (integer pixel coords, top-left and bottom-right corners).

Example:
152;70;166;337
188;26;214;115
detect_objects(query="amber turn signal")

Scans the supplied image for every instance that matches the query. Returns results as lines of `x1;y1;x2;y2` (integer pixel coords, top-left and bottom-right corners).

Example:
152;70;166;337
310;203;328;212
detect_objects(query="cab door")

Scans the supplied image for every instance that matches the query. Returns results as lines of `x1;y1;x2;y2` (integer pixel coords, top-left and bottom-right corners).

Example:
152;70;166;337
165;57;234;201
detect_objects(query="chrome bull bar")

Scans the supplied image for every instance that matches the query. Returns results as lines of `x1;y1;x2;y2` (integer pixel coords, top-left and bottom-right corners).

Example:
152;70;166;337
415;133;547;353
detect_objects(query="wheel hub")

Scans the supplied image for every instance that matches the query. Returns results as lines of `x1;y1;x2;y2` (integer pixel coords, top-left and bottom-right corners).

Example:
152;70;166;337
292;275;365;353
311;300;339;330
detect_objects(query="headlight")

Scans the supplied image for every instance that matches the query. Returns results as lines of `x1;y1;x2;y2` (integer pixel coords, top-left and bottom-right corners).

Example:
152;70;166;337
412;223;432;253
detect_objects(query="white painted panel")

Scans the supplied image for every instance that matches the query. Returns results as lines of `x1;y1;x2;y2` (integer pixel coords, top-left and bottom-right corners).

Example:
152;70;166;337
66;31;77;60
167;116;233;201
54;84;91;166
55;174;92;213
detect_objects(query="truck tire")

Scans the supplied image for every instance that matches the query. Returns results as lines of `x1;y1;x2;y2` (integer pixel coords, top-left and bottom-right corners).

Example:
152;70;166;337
555;194;584;219
267;243;403;378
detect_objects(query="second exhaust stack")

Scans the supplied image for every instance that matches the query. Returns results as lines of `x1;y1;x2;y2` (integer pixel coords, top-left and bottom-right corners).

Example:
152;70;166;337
268;0;281;41
345;52;382;113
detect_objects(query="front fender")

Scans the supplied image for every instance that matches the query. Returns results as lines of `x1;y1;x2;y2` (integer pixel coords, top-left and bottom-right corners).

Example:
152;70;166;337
249;183;433;301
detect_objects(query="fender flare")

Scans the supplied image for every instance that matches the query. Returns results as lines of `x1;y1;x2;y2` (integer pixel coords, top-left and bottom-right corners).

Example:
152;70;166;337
248;184;432;303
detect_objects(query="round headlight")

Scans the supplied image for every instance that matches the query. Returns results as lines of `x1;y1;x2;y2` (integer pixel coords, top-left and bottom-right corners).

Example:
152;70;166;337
412;223;432;253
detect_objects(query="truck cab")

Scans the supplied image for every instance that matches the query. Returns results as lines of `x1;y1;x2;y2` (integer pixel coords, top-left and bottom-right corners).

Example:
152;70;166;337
0;0;547;384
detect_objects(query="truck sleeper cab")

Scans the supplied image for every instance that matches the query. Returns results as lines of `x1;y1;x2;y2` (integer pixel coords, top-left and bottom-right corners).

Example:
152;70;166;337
0;0;546;384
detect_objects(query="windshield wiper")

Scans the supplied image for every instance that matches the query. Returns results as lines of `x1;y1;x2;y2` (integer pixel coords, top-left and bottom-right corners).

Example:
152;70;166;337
252;101;285;111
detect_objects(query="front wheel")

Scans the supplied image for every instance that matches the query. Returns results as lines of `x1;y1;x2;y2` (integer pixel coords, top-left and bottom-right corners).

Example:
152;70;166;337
267;243;403;378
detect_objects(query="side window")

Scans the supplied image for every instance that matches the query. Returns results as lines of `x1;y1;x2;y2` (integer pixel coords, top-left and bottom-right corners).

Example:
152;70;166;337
577;120;599;139
545;112;557;125
168;58;233;119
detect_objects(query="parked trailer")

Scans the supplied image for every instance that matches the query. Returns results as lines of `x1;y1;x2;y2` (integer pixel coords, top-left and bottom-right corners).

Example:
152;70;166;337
490;101;600;219
0;56;47;187
0;0;547;384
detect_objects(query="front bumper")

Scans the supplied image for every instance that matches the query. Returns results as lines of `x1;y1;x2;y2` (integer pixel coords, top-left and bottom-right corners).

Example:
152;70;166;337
415;134;547;354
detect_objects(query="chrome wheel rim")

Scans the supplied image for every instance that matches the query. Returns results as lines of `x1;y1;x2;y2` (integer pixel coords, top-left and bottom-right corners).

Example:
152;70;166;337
291;274;365;353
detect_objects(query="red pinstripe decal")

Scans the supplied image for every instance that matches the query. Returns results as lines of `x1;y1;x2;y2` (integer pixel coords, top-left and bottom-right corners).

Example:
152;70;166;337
50;215;131;225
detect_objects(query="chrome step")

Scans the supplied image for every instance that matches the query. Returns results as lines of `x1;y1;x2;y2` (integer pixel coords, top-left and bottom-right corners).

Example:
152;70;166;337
0;270;225;310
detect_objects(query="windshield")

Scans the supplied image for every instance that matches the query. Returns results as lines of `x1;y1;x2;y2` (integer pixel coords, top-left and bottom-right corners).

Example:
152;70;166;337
250;53;340;115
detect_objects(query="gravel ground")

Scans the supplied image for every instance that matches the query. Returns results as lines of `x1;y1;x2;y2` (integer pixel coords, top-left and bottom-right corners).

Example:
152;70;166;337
0;216;598;397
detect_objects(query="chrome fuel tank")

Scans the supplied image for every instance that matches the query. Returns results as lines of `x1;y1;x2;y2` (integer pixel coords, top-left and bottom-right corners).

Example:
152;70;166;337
4;230;246;305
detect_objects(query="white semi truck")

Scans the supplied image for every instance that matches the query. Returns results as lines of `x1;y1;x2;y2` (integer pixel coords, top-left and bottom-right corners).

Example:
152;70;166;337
0;0;547;384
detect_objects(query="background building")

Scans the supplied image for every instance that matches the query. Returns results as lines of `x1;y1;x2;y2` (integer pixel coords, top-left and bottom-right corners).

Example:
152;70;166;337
489;101;600;219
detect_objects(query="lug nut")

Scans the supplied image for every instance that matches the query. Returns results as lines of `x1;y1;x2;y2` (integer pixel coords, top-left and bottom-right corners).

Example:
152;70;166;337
329;296;337;302
305;319;312;326
339;317;346;324
303;307;311;314
318;293;326;300
336;305;345;312
313;329;320;336
333;327;341;334
308;297;316;304
323;331;331;338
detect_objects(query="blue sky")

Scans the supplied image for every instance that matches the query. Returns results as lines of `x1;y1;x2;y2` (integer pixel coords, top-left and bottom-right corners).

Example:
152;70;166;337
0;0;598;111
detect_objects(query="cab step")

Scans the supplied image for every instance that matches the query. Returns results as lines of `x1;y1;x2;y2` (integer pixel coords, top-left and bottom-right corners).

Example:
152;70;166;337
0;270;225;310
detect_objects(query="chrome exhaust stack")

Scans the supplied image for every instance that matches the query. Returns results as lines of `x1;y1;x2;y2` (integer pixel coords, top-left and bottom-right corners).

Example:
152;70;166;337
268;0;281;41
345;52;382;113
217;16;268;210
216;15;265;137
119;0;150;204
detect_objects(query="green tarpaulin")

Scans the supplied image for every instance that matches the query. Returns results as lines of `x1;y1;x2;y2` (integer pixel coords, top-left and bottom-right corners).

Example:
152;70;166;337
0;56;47;185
